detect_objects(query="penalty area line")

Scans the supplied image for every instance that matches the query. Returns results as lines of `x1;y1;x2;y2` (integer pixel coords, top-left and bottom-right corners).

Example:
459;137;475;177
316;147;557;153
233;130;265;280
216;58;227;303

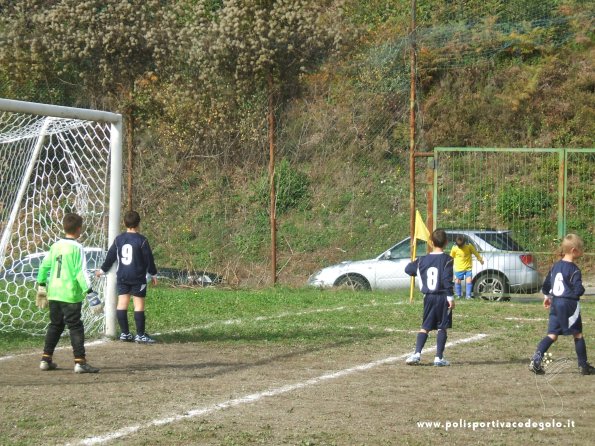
0;302;402;362
67;333;488;446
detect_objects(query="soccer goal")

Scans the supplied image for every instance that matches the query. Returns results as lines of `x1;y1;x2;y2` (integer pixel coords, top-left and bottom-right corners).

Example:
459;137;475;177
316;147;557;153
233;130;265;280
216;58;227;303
0;98;122;336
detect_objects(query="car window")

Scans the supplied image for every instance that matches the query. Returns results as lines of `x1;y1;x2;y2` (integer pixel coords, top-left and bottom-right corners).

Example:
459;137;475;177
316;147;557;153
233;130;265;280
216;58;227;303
475;232;524;251
389;239;428;259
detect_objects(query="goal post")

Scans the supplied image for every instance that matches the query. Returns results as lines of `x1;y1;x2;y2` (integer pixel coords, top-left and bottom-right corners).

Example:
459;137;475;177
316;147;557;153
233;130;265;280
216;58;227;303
0;98;122;337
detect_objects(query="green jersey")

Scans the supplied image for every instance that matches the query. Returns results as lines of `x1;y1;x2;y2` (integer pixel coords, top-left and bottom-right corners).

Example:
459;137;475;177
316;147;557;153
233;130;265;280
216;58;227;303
37;238;92;303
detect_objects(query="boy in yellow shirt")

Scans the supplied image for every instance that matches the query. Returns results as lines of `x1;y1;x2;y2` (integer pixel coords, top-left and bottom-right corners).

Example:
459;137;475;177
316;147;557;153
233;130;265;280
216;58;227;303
450;236;483;299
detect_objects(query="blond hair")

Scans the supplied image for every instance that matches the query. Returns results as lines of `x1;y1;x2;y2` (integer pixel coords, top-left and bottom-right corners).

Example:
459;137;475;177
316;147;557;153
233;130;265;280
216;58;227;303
558;233;584;257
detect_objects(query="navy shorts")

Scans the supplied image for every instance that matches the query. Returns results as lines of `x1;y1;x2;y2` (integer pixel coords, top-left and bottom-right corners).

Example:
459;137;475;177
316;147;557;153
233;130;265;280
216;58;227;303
117;282;148;298
547;298;582;335
421;294;452;331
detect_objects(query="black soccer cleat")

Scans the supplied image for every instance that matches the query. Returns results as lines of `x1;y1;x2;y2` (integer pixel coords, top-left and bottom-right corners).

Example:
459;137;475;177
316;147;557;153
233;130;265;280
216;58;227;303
578;362;595;376
529;360;545;375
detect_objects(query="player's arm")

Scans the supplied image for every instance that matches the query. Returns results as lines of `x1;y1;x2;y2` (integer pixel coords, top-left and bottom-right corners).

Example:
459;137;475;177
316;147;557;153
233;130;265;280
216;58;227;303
35;251;53;308
569;269;585;298
36;250;53;286
541;269;552;296
541;269;553;308
443;258;455;308
141;239;158;276
470;245;483;264
404;259;419;277
75;247;93;294
98;241;118;275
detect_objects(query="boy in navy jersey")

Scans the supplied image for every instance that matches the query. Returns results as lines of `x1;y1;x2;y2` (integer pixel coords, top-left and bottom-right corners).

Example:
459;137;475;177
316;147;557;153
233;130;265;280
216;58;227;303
404;229;455;366
530;234;594;375
97;211;158;343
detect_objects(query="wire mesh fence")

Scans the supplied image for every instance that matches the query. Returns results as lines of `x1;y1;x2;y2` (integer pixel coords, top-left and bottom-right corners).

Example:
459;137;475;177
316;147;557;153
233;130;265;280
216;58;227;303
433;147;594;290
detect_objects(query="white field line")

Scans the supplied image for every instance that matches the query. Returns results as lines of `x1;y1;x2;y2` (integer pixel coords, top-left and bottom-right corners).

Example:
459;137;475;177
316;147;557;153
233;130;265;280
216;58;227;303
505;317;547;322
0;302;402;362
66;333;488;446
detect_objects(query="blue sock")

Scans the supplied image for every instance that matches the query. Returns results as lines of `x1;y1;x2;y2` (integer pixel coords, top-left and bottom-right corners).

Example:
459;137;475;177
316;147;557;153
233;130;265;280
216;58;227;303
436;330;447;359
415;332;428;354
466;282;473;298
455;283;462;297
575;337;588;367
116;309;129;334
533;336;555;363
134;311;145;335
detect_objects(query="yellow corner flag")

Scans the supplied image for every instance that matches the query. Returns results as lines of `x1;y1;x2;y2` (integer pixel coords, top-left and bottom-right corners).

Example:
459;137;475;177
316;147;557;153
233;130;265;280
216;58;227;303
414;209;430;242
410;210;431;303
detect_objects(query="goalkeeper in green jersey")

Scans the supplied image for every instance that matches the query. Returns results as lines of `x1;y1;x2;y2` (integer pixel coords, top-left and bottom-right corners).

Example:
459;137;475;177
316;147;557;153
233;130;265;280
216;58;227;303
36;213;100;373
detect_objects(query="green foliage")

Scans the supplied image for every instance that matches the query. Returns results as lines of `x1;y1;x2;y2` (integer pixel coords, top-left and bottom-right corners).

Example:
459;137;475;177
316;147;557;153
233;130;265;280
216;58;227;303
253;159;311;216
496;185;553;222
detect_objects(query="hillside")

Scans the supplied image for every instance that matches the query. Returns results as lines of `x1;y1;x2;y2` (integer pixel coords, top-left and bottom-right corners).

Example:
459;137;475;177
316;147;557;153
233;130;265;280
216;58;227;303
1;1;593;287
134;2;594;287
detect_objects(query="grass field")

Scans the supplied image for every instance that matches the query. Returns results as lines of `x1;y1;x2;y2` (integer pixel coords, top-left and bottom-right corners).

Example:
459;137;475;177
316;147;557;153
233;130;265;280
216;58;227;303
1;286;593;445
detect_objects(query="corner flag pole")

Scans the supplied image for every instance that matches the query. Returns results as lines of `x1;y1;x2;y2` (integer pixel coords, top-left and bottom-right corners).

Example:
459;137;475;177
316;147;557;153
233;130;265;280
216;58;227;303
409;210;430;303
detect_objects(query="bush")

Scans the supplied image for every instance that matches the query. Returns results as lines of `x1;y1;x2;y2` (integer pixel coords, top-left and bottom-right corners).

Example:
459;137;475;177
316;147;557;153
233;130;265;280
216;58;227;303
255;159;311;216
496;185;553;222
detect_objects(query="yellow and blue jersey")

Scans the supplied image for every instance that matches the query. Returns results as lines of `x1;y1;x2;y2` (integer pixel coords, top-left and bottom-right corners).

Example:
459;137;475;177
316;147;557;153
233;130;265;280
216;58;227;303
450;244;483;272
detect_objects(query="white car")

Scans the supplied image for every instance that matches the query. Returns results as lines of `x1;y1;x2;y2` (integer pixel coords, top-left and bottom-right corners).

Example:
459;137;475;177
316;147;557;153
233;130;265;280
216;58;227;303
1;247;106;282
307;230;541;301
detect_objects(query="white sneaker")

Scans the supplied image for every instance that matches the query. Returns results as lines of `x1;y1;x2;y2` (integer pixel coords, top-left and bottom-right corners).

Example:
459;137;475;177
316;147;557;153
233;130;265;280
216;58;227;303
74;362;100;373
433;357;450;367
406;353;421;365
39;360;57;371
134;333;156;344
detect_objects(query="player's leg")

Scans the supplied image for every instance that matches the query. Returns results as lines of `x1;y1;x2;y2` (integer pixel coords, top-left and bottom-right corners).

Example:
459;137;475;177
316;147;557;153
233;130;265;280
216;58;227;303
406;329;428;365
530;305;560;374
454;273;462;298
574;333;594;375
465;272;473;299
434;297;453;366
131;284;156;344
116;283;134;341
40;301;65;370
62;302;98;373
407;296;435;364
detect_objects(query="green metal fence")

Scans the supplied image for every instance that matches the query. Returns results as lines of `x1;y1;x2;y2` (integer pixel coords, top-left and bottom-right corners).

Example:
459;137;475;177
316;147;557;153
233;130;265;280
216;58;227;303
431;147;594;298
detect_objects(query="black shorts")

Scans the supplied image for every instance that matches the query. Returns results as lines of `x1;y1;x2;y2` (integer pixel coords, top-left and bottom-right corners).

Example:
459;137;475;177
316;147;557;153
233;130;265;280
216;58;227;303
547;298;582;335
421;294;452;331
117;282;148;298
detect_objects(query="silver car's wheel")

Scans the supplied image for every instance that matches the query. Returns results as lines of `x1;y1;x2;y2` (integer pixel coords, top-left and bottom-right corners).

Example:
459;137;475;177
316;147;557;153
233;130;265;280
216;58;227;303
335;274;370;291
473;273;510;301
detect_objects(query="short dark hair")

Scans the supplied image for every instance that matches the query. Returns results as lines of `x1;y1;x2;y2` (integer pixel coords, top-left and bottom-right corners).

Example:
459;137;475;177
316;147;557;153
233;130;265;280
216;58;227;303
124;210;141;229
431;228;448;248
455;236;465;248
63;213;83;234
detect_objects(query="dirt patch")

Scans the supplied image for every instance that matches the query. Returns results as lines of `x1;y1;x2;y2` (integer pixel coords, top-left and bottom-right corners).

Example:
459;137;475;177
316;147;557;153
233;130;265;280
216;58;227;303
1;332;593;445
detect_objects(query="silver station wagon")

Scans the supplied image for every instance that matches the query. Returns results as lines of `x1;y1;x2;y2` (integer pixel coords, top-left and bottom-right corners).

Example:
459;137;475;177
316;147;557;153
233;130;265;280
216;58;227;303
307;230;541;301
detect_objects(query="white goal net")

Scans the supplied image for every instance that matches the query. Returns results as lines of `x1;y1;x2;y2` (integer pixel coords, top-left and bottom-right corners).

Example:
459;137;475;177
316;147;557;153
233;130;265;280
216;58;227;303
0;98;122;335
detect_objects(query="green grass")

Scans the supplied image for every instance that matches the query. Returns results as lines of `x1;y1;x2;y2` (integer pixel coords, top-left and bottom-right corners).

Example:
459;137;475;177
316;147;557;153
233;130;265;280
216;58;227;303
2;284;592;357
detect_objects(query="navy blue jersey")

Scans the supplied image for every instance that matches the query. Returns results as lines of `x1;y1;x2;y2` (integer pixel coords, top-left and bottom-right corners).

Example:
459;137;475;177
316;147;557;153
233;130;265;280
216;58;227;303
101;232;157;285
541;260;584;301
405;252;454;296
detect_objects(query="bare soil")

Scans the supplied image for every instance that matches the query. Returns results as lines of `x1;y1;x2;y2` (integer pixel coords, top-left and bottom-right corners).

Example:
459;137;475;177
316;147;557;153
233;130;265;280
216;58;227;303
1;330;594;445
